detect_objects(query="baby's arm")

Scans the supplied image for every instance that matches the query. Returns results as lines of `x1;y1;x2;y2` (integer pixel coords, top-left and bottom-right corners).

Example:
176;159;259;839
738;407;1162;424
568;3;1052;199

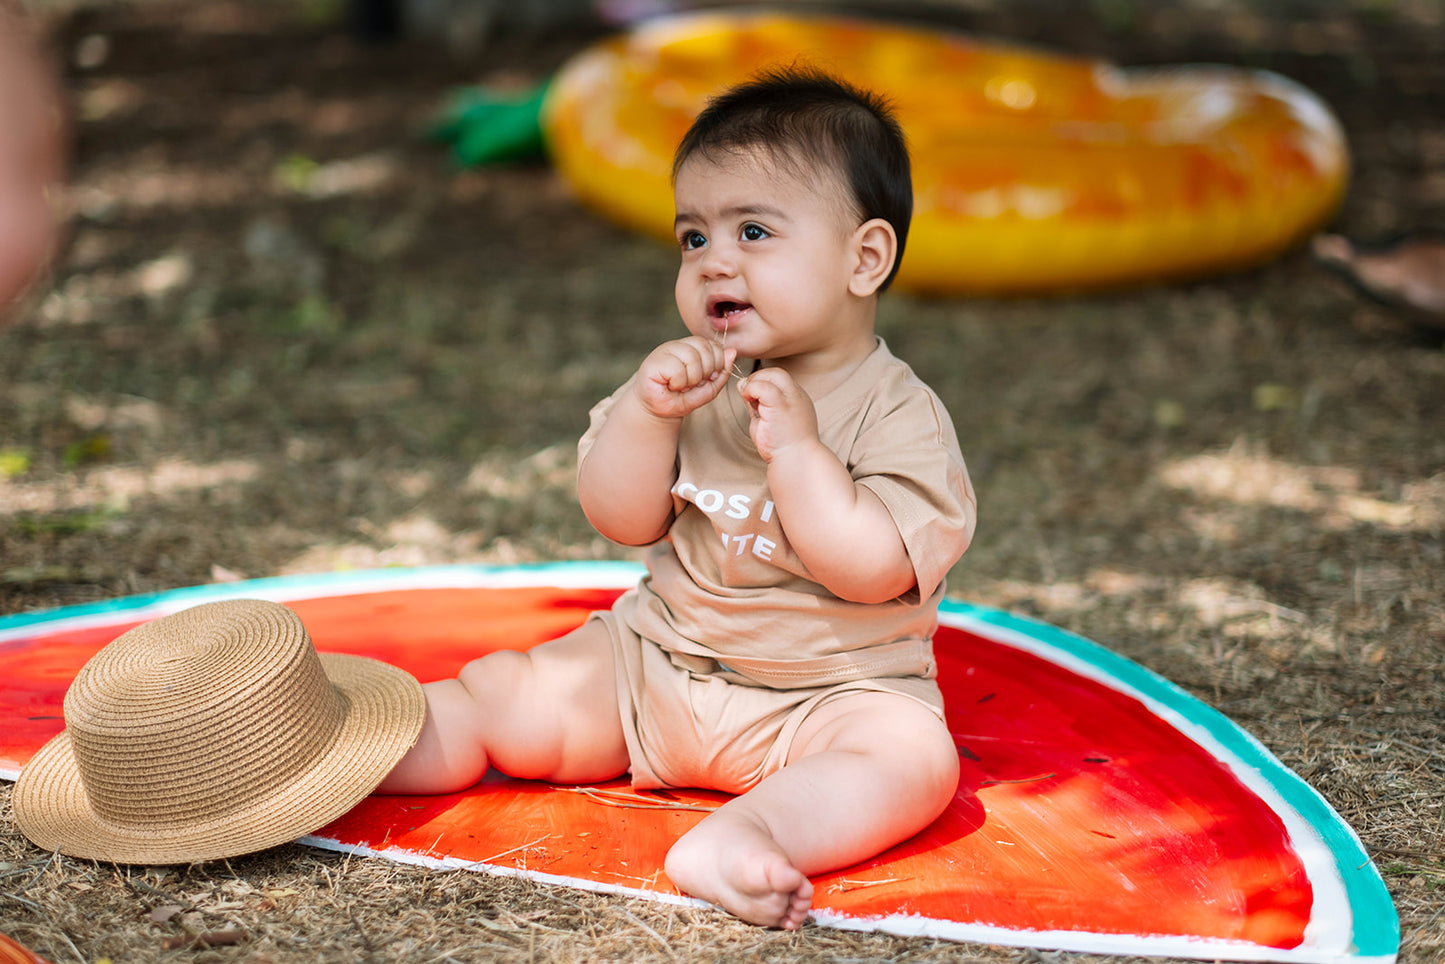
739;369;914;603
578;336;737;546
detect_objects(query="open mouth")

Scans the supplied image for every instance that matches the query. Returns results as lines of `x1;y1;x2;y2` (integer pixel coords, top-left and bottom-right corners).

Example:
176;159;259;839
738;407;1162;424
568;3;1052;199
708;299;752;320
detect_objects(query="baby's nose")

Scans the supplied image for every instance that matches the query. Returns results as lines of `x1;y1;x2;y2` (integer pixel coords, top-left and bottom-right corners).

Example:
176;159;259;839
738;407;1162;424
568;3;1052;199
700;244;737;277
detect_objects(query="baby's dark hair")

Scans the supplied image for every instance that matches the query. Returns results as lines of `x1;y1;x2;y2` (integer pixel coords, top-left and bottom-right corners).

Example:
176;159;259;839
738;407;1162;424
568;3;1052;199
672;66;912;291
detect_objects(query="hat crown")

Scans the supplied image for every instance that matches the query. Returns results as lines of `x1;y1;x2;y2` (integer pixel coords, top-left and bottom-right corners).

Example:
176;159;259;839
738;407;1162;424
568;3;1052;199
62;599;345;831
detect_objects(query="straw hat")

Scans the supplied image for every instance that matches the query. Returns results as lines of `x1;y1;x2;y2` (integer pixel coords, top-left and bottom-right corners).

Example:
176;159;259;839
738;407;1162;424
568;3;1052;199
12;598;427;864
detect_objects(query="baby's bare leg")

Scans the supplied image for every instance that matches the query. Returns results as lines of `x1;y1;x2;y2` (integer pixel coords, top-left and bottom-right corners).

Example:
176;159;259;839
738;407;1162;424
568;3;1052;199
378;619;629;794
664;691;959;929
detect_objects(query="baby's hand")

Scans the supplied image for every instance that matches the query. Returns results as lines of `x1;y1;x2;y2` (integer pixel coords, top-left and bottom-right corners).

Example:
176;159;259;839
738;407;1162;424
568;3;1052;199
738;368;819;462
634;336;737;419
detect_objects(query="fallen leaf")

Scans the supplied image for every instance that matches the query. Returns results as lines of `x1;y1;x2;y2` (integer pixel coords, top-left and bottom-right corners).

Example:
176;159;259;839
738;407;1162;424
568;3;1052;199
210;563;247;582
0;448;30;478
1153;399;1186;428
161;930;246;950
1252;383;1297;412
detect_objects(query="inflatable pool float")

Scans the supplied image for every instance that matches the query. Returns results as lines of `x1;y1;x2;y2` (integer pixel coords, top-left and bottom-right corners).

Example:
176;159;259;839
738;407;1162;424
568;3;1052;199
531;11;1348;295
0;564;1397;962
0;935;50;964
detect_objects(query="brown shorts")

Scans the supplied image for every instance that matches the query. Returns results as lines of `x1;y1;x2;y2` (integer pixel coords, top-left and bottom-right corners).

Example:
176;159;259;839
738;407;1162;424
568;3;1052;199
591;603;945;794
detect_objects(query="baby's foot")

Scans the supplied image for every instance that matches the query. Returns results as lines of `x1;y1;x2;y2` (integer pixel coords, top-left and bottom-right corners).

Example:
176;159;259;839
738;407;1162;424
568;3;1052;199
665;813;813;929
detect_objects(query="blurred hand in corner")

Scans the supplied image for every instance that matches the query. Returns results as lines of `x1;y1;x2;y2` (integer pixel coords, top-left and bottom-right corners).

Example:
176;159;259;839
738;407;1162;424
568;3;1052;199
0;2;65;321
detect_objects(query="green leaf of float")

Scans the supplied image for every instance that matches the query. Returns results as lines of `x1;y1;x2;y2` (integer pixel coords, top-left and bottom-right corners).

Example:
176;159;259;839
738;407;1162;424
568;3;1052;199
431;83;549;167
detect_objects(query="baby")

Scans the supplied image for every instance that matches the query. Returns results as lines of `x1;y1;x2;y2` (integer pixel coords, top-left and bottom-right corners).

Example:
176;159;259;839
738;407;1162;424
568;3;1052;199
381;66;976;930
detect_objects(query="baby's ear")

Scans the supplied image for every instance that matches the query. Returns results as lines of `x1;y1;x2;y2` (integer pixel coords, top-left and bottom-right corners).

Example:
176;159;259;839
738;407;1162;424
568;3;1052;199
849;219;897;297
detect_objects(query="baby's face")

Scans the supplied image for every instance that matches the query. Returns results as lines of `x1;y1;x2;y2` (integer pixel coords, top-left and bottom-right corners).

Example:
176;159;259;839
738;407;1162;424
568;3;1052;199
672;150;866;366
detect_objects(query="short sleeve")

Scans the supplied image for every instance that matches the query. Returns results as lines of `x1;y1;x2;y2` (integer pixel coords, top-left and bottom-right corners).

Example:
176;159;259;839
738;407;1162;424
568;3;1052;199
576;376;634;469
852;388;976;602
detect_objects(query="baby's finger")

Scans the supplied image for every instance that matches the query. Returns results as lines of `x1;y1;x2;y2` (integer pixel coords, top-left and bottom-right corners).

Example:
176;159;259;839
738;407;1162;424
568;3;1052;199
667;343;714;390
692;339;739;386
737;367;786;404
686;337;730;376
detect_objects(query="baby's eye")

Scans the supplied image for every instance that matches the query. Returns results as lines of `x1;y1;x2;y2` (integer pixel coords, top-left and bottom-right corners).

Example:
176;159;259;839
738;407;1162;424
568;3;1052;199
740;223;769;242
679;230;707;251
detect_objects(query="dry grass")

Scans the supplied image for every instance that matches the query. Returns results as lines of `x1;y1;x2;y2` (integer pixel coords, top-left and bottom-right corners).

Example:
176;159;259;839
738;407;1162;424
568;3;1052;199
1;0;1442;961
0;806;1036;963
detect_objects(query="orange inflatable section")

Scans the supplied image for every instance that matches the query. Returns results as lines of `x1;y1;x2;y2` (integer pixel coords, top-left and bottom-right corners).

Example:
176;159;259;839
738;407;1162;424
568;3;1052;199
542;12;1348;294
0;936;51;964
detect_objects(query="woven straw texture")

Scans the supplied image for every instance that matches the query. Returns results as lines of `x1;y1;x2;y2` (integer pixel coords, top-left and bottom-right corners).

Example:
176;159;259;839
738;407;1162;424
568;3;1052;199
12;599;425;864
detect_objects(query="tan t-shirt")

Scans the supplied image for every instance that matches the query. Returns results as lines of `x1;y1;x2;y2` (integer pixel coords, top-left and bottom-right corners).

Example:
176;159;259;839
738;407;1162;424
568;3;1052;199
578;338;976;689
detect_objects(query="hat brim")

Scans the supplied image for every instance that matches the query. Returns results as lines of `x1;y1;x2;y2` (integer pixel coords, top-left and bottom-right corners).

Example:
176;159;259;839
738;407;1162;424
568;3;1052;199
13;652;425;864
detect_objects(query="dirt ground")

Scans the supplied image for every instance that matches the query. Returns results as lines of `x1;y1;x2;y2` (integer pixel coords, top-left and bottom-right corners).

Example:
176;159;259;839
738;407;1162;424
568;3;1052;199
1;0;1442;961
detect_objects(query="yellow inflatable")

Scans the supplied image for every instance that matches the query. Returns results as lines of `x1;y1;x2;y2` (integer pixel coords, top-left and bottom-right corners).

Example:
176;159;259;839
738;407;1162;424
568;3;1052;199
542;12;1348;295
